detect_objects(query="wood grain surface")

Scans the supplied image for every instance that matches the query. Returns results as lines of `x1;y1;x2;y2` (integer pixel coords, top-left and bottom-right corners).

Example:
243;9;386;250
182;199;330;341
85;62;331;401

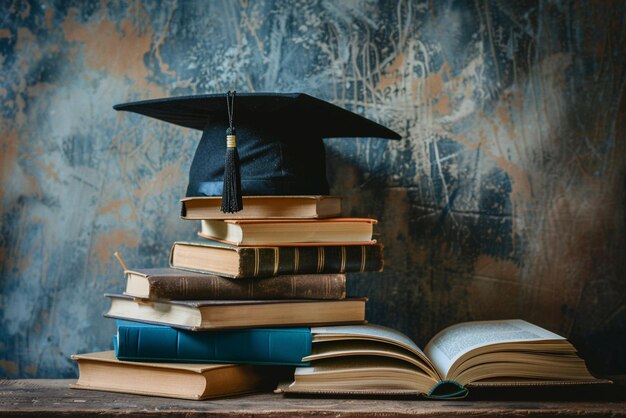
1;380;626;417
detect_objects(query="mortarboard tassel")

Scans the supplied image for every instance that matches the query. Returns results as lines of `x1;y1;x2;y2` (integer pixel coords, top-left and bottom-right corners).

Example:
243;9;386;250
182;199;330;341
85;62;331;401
221;91;243;213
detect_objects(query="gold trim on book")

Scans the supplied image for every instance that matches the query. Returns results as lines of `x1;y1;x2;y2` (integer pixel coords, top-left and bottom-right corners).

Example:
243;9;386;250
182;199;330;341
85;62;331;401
317;247;324;273
340;246;346;273
293;248;300;274
273;248;279;276
360;246;366;272
253;248;260;277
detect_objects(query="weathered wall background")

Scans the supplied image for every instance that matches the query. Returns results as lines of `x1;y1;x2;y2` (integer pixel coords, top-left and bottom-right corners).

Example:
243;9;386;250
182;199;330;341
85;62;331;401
1;0;624;378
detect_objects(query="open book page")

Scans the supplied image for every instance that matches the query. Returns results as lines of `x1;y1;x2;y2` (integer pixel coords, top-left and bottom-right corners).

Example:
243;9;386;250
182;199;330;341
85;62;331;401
311;324;438;377
292;356;436;394
423;319;565;379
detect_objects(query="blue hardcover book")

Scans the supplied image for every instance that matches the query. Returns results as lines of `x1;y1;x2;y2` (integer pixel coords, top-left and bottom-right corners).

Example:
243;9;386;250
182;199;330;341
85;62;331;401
114;320;312;366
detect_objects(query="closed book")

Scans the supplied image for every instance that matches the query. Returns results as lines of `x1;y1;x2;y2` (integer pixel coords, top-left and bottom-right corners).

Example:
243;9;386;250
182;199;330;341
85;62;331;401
169;240;384;279
124;267;346;300
104;293;367;331
181;195;342;220
71;351;267;400
114;320;311;366
199;218;376;246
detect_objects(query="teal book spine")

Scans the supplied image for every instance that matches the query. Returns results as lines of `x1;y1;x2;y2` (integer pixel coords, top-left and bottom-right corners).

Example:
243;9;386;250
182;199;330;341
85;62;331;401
114;320;312;366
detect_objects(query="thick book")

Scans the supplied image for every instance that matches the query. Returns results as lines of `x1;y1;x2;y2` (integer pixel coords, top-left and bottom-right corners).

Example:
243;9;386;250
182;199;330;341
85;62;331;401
181;195;342;220
104;293;367;330
71;351;267;400
278;320;608;398
169;240;384;279
198;218;377;246
124;267;346;300
114;320;311;366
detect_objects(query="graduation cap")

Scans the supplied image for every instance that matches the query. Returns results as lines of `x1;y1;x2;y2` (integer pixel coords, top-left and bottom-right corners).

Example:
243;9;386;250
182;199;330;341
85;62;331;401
114;92;401;213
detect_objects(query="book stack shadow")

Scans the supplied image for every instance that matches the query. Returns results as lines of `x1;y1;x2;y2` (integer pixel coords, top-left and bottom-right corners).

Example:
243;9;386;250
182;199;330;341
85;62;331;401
71;195;385;400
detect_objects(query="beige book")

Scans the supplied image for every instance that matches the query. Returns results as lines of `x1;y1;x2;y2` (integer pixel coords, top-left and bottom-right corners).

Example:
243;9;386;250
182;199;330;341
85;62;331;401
104;293;367;331
199;218;377;246
71;351;265;400
180;195;342;220
280;320;607;398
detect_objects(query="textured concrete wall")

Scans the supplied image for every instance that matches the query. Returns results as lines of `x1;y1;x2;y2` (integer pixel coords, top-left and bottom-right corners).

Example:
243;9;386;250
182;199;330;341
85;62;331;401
1;0;624;378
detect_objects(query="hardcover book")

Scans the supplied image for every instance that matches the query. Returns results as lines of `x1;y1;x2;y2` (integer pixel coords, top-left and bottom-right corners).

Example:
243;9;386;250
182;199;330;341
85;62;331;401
199;218;376;246
114;320;311;366
71;351;267;400
278;320;606;398
124;267;346;300
180;195;342;220
104;293;367;330
169;240;384;279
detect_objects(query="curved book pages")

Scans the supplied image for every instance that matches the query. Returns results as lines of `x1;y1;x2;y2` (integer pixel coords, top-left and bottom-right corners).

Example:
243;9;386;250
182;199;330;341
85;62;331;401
280;320;607;398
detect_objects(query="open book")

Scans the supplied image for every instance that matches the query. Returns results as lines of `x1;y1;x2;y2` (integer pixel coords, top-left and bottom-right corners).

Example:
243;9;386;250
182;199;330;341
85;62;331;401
281;320;604;398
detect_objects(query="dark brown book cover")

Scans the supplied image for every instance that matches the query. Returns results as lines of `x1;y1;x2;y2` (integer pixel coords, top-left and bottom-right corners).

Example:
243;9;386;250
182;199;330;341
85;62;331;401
125;267;346;300
169;240;384;279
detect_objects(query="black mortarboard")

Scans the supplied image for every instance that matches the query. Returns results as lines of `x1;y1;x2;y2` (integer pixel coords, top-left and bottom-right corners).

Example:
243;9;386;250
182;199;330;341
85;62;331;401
114;92;401;212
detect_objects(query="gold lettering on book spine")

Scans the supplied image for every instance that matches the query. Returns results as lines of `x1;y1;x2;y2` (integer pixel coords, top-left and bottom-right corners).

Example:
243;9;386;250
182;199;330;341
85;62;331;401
293;248;300;273
273;248;279;276
340;246;346;273
253;248;260;277
360;246;366;272
317;247;324;273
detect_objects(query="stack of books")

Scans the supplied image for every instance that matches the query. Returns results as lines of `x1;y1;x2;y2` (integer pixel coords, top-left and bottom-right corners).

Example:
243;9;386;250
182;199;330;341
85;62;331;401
71;195;385;400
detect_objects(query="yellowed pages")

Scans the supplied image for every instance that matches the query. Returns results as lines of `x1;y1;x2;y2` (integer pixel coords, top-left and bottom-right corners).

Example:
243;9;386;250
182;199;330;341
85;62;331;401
424;319;567;379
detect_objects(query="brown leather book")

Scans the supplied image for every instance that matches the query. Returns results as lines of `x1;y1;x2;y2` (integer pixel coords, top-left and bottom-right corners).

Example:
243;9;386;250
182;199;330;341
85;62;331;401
169;240;384;279
124;267;346;300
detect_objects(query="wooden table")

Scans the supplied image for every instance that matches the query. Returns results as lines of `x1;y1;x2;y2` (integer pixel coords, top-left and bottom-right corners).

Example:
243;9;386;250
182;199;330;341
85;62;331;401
2;379;626;417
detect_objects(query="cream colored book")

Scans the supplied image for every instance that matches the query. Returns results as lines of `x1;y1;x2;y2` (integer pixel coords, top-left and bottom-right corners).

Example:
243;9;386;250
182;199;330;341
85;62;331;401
198;218;377;246
71;351;266;400
104;293;367;330
280;320;606;398
180;195;342;220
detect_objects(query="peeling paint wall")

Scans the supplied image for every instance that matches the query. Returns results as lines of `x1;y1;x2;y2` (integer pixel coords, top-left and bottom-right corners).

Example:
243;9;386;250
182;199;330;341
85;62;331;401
1;0;624;378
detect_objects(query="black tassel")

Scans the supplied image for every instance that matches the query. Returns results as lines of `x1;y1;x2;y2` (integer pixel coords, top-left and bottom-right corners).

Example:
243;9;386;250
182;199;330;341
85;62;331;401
221;92;243;213
221;127;243;212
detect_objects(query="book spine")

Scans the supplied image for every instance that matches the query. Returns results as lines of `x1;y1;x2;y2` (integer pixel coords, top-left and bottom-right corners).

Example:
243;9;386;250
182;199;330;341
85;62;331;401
115;322;312;366
238;244;384;278
148;274;346;300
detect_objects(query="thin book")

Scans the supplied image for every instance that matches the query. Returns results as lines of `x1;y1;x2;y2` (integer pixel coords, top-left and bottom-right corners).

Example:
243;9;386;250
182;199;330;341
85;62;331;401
104;293;367;331
124;267;346;300
198;218;377;246
180;195;342;220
